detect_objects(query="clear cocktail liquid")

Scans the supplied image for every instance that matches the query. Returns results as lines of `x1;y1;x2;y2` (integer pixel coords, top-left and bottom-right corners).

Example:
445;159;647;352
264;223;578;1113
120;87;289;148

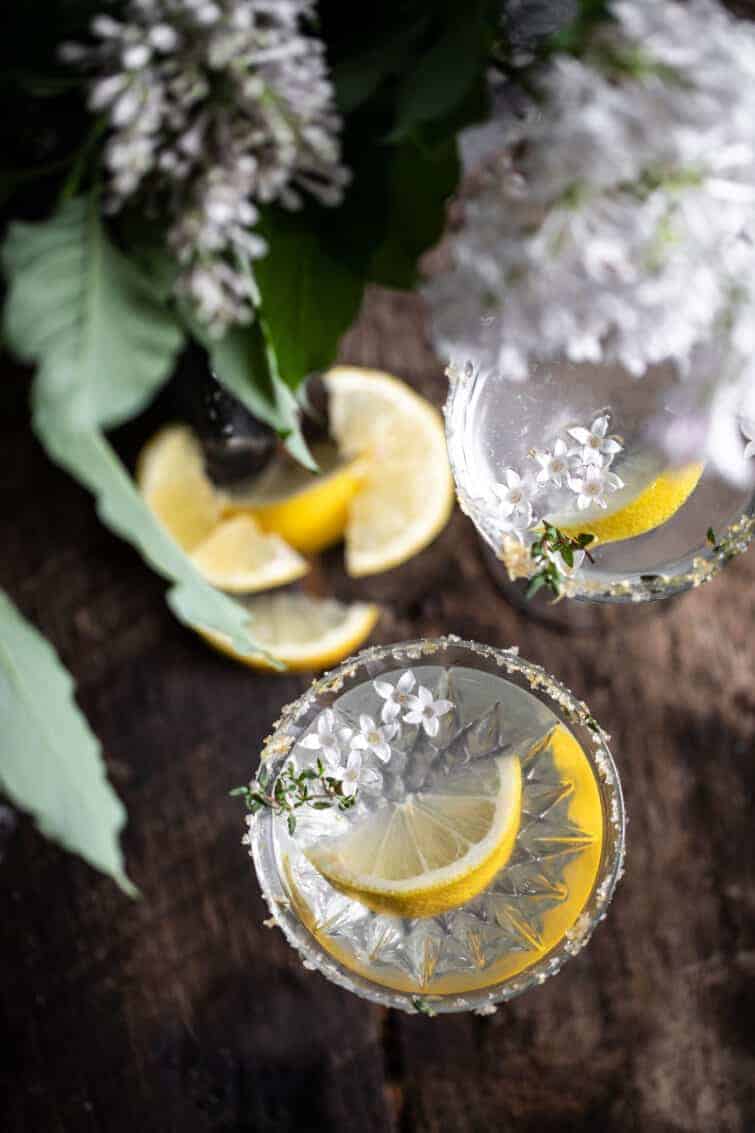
253;652;623;1009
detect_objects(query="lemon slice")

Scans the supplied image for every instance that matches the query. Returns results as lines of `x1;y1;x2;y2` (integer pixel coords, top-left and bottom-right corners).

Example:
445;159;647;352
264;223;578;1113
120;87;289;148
547;456;704;547
223;442;367;554
189;516;308;593
324;367;454;576
307;755;522;918
137;424;222;551
202;592;380;672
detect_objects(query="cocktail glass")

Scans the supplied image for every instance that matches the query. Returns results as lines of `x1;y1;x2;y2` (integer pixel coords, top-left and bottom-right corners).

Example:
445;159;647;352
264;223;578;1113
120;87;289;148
444;355;754;611
245;636;624;1015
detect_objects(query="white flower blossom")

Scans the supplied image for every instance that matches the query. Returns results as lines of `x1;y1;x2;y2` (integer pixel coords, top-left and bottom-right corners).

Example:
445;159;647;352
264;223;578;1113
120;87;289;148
373;671;417;724
339;751;362;797
741;419;755;460
403;687;454;738
351;715;398;764
426;0;755;484
568;462;624;510
62;0;349;334
532;437;571;486
567;415;623;466
298;708;353;768
492;468;538;526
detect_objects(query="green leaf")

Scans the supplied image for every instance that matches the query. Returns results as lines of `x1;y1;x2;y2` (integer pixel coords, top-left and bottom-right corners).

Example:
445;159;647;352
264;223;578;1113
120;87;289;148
254;207;364;391
1;196;275;659
32;419;277;663
391;1;498;140
0;589;136;894
525;574;549;600
2;196;183;429
368;135;460;289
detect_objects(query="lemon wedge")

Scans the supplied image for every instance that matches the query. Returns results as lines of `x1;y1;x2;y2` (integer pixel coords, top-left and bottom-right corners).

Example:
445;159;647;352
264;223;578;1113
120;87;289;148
137;425;308;592
189;516;308;593
324;367;454;576
223;442;367;554
137;424;222;550
307;755;522;918
547;458;704;547
202;592;380;672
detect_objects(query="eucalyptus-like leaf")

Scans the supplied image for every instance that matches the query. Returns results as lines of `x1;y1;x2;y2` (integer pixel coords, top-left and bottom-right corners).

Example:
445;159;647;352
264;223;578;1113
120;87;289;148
33;421;277;663
2;195;183;429
0;590;136;894
1;195;273;659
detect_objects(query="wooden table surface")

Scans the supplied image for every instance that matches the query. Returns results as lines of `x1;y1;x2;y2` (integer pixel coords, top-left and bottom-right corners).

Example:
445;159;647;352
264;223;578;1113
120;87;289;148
1;289;753;1133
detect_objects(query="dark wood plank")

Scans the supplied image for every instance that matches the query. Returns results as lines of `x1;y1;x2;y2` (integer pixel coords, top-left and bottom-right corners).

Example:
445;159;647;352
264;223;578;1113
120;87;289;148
1;287;753;1132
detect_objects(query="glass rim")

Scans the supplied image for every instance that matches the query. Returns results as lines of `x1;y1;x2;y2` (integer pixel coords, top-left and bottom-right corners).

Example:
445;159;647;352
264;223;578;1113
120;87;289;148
250;635;626;1015
444;364;755;604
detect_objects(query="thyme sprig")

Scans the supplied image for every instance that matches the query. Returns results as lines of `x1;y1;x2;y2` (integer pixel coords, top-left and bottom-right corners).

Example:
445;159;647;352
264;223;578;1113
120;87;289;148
526;524;596;600
231;758;357;836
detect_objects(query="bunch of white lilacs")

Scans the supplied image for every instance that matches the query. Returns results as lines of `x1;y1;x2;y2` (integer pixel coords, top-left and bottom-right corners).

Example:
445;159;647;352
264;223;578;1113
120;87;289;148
61;0;349;334
426;0;755;487
234;672;453;838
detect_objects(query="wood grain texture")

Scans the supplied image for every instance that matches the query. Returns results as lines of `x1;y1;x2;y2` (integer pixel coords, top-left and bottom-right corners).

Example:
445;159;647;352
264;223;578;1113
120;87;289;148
1;287;753;1133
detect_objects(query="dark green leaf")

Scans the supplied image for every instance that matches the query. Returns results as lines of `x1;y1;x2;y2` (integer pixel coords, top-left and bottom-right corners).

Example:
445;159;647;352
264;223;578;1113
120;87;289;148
0;589;136;895
391;1;498;140
255;207;364;392
561;545;574;568
229;786;249;797
287;815;297;836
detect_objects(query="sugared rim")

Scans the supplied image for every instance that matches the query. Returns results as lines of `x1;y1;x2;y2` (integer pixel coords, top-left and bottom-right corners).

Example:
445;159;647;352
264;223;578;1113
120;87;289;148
444;363;755;604
250;636;626;1015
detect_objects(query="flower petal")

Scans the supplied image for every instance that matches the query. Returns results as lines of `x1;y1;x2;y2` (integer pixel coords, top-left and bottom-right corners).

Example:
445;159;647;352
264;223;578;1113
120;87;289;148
337;726;354;742
381;701;401;724
432;699;454;716
403;709;423;726
351;734;369;750
554;437;567;456
592;415;609;438
568;426;592;444
744;439;755;459
373;680;393;698
423;716;440;738
299;734;322;750
359;714;374;732
604;472;624;490
373;741;392;762
397;671;416;693
346;750;362;774
382;721;399;741
577;494;591;510
601;438;622;454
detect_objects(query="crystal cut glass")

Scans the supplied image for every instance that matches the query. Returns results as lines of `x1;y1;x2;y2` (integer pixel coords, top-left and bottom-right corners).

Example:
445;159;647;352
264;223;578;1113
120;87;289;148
445;355;754;603
249;637;624;1014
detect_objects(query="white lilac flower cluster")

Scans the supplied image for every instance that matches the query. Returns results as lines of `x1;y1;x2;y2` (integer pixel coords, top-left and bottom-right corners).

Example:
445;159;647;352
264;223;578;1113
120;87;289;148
296;675;453;798
492;413;625;553
61;0;349;333
426;0;755;484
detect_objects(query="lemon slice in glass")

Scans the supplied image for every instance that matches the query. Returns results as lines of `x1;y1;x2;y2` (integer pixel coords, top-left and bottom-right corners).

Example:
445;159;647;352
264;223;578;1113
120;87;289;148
202;592;379;673
307;755;522;918
547;451;703;547
324;367;454;576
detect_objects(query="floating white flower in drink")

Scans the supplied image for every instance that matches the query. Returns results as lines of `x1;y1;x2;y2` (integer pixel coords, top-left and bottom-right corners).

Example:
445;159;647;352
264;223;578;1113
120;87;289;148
374;671;417;724
491;469;538;527
299;708;353;767
532;438;571;487
351;715;398;763
568;463;624;511
567;416;623;467
402;686;454;738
